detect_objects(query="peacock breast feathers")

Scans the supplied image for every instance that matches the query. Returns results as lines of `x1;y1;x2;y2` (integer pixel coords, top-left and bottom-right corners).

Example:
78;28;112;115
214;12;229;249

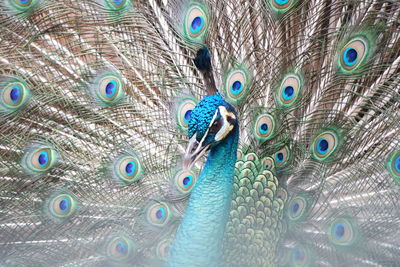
224;150;287;266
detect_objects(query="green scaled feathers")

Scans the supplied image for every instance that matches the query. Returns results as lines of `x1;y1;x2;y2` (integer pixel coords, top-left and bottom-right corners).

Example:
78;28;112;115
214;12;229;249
223;151;287;266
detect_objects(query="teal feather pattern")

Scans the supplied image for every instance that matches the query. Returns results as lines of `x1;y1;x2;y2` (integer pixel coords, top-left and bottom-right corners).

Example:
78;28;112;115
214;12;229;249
0;0;399;266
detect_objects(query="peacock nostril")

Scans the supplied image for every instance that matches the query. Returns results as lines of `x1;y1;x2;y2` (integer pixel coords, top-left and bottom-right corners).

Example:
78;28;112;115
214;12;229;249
191;143;198;154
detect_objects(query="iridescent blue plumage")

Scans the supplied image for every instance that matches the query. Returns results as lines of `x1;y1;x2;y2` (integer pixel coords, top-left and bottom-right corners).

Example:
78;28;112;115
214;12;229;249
170;93;239;265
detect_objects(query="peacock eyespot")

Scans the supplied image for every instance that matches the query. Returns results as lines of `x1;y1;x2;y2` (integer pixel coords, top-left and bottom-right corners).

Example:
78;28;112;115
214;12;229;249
274;146;290;167
190;16;204;34
312;131;339;161
288;196;308;221
49;194;76;218
260;123;269;134
254;114;276;141
284;86;294;99
262;157;274;171
157;239;172;260
1;80;31;112
328;218;356;246
343;48;358;66
14;0;32;7
177;99;196;130
112;0;125;6
277;74;302;107
98;75;124;104
290;245;310;266
113;155;143;184
184;110;192;123
339;37;368;71
276;152;284;162
231;81;243;95
386;150;400;182
107;236;135;261
225;69;250;102
317;138;329;154
292;247;304;261
185;5;208;39
24;147;58;173
174;170;197;193
271;0;294;10
147;203;170;226
104;0;130;10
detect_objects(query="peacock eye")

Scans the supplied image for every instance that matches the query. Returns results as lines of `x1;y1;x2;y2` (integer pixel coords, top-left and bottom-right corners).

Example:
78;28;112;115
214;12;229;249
328;218;356;246
48;193;76;218
22;146;58;174
185;4;208;39
146;202;170;227
312;130;339;161
113;154;143;184
209;118;222;133
1;80;31;113
277;74;302;107
174;170;197;194
339;37;368;71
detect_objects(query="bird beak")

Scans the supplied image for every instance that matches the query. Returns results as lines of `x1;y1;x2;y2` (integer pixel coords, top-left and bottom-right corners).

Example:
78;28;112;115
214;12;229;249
183;134;211;170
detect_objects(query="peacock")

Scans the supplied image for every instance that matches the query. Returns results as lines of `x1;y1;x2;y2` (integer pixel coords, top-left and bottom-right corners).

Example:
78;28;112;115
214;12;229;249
0;0;399;266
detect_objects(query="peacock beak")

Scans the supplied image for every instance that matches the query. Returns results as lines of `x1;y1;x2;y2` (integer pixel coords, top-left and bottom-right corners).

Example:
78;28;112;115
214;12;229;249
183;134;211;170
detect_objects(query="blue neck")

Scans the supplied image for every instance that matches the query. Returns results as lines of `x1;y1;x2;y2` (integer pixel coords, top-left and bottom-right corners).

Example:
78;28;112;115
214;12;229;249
169;126;239;266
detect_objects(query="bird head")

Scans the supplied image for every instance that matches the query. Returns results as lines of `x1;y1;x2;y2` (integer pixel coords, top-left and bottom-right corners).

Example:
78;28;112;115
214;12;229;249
183;93;238;170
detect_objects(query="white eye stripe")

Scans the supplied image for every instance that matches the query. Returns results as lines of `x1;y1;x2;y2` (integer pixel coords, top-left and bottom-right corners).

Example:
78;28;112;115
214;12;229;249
215;106;235;141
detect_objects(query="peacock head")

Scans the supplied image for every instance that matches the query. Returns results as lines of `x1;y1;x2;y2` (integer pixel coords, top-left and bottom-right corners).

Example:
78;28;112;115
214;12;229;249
183;93;238;169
